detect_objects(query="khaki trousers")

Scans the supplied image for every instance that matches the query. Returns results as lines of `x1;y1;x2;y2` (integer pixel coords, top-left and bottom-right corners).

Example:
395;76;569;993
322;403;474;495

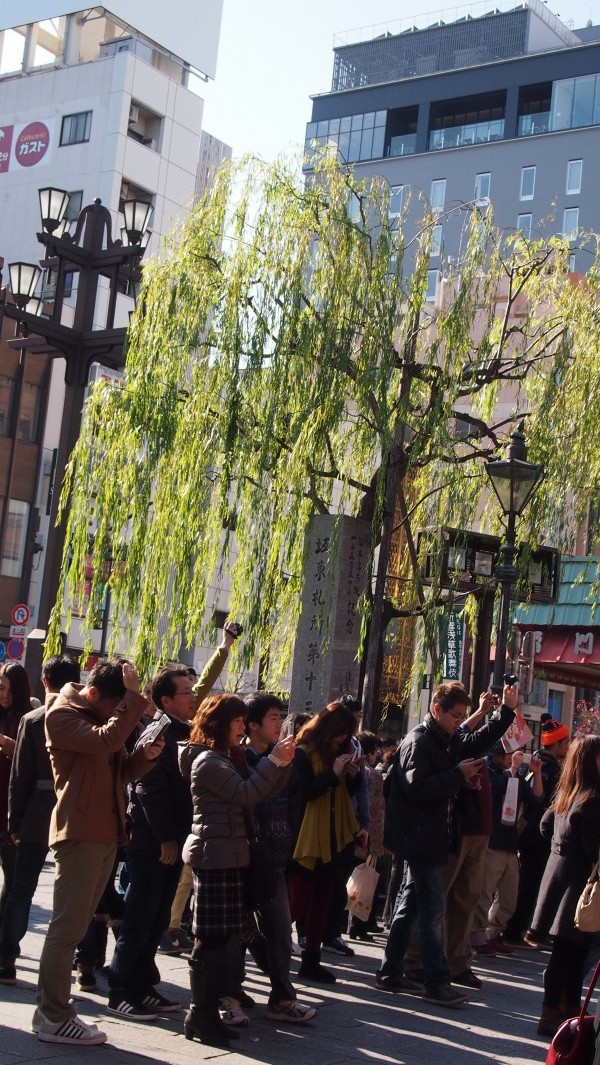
38;840;117;1022
445;833;489;975
169;862;193;929
473;848;519;941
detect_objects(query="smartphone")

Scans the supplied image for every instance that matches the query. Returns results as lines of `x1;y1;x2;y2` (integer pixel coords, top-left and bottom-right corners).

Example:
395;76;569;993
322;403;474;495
135;713;170;749
521;752;532;765
504;673;518;686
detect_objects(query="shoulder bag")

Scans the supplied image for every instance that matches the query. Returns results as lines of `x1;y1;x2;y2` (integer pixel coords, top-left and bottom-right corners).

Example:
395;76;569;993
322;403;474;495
546;957;600;1065
575;862;600;933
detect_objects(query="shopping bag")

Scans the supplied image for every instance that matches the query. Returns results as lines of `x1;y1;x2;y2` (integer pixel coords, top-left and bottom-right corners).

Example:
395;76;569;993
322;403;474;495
346;856;379;920
501;709;534;753
575;863;600;933
546;958;600;1065
500;775;520;825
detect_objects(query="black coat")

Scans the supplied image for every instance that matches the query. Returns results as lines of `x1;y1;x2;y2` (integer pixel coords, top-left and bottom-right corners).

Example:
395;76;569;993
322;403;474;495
531;794;600;942
384;703;515;864
8;699;57;844
126;713;193;856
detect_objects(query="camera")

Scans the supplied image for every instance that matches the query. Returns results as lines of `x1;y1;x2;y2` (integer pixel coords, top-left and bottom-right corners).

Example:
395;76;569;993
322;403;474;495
225;621;243;639
503;673;518;686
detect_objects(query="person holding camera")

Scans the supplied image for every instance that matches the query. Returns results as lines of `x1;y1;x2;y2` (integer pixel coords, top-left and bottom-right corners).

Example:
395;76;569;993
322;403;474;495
377;680;516;1009
33;659;163;1046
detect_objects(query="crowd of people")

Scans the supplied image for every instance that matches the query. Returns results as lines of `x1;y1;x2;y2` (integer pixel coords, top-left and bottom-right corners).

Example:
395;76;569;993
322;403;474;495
0;636;598;1050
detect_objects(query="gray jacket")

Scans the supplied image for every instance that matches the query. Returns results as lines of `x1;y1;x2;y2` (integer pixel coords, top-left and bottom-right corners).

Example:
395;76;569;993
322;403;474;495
179;742;289;870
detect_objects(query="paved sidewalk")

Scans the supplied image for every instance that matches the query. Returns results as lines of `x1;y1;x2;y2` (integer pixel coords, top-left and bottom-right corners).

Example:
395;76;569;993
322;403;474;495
0;859;582;1065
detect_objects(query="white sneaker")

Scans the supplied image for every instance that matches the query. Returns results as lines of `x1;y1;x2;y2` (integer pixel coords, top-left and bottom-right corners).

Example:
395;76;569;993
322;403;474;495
37;1014;107;1045
219;996;249;1026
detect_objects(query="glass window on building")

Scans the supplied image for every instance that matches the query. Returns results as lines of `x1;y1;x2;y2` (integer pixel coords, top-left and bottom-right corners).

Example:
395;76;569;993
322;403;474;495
426;269;440;303
17;382;42;443
566;159;582;195
389;185;405;218
517;213;532;239
431;224;442;257
475;172;491;206
547;689;564;720
60;111;92;146
430;179;446;210
0;376;15;436
563;207;579;242
1;499;30;578
520;166;535;200
569;252;576;272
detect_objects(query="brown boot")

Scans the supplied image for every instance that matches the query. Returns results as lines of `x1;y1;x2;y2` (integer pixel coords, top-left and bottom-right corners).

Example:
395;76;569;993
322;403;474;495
537;1005;565;1037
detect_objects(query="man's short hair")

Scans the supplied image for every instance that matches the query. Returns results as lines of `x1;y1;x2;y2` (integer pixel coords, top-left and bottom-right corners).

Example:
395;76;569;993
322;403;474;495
151;666;190;711
431;681;471;713
42;654;81;692
87;658;127;700
244;691;284;728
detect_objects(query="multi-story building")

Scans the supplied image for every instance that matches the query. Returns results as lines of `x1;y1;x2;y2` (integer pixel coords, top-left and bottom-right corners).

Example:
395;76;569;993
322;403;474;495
306;0;600;297
305;0;600;724
0;2;223;662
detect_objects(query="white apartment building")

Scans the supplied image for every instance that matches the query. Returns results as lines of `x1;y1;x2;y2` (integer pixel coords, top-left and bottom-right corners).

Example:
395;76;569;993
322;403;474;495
0;2;225;670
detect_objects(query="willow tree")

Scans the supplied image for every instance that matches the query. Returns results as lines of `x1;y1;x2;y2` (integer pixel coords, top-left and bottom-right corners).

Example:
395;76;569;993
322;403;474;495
47;151;600;703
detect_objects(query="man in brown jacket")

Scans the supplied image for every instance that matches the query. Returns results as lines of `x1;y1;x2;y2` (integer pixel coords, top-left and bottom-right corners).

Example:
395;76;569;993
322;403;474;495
33;658;164;1046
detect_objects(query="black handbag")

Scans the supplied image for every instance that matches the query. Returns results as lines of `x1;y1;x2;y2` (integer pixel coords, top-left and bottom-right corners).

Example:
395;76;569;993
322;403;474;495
242;809;276;911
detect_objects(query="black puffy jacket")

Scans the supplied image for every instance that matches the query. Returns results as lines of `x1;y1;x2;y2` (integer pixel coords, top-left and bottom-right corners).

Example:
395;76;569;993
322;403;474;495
384;703;514;864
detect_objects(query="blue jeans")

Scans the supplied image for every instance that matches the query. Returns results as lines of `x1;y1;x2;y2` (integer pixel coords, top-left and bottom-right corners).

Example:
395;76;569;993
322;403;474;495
0;842;48;963
378;860;450;992
108;850;182;997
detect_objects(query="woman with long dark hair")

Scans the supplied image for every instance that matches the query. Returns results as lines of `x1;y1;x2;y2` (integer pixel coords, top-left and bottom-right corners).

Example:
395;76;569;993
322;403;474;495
0;663;31;924
179;693;294;1047
531;734;600;1036
289;702;358;984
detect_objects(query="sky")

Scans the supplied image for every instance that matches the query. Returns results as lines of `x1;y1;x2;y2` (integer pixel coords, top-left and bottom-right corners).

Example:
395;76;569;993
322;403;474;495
200;0;600;163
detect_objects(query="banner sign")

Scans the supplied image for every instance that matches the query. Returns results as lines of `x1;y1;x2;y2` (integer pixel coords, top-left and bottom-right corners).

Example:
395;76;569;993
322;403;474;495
0;118;55;174
440;608;464;681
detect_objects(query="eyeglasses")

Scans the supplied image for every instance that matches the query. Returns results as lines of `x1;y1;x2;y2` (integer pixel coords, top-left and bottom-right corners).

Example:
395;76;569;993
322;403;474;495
444;709;467;722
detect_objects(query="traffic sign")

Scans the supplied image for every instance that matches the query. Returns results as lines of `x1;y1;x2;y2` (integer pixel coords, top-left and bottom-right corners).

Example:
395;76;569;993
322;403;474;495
0;642;5;659
7;638;25;660
9;625;27;638
11;603;30;626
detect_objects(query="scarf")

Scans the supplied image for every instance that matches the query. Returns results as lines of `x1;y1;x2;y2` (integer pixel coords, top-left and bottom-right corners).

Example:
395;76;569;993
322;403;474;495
293;750;358;870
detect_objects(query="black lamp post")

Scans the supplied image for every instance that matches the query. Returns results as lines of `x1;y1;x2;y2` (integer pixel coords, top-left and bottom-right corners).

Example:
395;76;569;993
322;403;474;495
485;422;544;694
1;188;152;687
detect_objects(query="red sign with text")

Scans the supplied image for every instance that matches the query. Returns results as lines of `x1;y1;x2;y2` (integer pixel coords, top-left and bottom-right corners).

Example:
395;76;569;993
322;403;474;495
0;125;13;173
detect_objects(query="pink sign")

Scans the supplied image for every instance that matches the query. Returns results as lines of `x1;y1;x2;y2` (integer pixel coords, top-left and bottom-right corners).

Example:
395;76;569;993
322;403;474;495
0;125;13;173
15;121;50;166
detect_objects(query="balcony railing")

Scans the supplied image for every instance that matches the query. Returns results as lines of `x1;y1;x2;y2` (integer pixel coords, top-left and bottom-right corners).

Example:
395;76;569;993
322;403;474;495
388;133;417;157
428;118;504;151
518;112;551;137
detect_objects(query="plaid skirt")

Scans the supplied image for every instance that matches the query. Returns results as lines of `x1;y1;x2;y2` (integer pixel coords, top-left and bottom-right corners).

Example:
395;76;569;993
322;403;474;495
191;867;257;941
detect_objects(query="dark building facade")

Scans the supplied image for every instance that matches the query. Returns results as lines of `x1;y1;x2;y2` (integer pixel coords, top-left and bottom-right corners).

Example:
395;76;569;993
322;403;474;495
306;1;600;291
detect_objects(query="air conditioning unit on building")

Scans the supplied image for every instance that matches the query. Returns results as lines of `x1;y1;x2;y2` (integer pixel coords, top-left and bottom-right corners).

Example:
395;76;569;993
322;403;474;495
128;104;139;125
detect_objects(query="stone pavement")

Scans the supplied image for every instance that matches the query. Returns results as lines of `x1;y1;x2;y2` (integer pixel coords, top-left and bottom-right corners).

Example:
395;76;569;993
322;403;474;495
0;858;582;1065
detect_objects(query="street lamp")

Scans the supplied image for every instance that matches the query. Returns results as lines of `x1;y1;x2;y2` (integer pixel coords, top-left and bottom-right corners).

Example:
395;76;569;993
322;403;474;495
1;189;151;689
485;421;544;693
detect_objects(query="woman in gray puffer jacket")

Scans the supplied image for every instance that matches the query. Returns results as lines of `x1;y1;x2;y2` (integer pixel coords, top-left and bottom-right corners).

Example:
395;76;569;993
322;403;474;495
178;693;293;1048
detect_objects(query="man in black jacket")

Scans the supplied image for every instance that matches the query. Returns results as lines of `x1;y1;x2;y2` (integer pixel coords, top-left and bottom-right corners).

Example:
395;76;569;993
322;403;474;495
107;666;196;1021
0;655;80;985
376;680;516;1009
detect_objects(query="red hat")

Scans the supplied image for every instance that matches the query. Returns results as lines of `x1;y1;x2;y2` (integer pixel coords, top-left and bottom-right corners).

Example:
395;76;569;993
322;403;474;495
541;719;570;746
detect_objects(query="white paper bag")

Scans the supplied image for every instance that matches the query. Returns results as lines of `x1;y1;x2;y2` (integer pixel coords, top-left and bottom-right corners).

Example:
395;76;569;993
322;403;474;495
500;775;520;825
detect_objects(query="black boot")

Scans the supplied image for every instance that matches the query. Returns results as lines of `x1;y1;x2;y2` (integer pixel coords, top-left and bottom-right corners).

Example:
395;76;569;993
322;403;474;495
298;948;336;984
185;954;232;1047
